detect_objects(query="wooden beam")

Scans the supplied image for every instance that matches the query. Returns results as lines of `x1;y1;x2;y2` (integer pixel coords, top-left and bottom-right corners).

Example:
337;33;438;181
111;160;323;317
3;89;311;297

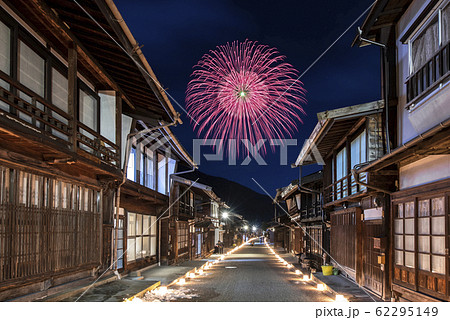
68;43;77;153
317;100;384;121
115;92;122;166
26;0;136;110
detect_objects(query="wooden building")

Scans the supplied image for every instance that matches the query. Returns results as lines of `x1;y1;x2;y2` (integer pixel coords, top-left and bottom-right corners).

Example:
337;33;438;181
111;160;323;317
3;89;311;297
274;171;326;269
162;176;223;264
295;101;396;299
356;0;450;302
0;0;193;300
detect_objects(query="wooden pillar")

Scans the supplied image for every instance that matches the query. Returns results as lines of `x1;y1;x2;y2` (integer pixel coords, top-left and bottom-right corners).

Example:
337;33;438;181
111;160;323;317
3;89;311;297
355;207;363;286
68;44;78;152
115;92;122;167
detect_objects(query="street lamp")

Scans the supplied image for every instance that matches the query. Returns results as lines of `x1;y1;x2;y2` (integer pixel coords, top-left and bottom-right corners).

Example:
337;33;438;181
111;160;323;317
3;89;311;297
222;211;229;219
243;225;248;231
252;226;257;232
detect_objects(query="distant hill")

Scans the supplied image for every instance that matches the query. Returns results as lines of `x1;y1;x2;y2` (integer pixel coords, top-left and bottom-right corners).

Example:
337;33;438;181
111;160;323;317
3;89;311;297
179;170;274;224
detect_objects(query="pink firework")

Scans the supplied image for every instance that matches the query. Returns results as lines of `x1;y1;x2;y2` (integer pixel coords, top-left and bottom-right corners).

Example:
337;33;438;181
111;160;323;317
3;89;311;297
186;39;306;155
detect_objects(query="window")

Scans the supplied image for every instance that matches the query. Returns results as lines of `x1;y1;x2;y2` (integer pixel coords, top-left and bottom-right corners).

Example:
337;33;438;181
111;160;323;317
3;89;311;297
410;16;439;74
127;212;157;263
395;197;447;275
335;147;347;199
18;40;45;124
167;158;176;194
145;148;154;189
79;88;98;132
127;147;136;182
157;153;167;194
350;130;367;194
179;186;194;216
177;222;189;252
0;20;10;75
99;91;116;144
51;68;69;140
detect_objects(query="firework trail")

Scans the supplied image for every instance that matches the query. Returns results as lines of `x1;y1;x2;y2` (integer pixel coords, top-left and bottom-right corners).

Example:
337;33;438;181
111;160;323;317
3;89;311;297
186;39;306;156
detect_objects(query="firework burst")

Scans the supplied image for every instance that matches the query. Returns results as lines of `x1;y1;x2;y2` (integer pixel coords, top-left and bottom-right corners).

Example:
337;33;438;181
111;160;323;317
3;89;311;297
186;40;306;155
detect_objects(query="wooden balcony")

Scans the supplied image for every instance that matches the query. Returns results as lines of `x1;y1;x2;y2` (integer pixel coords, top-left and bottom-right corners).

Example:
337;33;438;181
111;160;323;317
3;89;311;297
324;172;368;205
407;42;450;104
0;70;120;173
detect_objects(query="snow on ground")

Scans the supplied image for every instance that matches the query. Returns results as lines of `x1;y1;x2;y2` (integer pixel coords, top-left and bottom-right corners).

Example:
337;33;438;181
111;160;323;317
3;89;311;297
142;287;198;302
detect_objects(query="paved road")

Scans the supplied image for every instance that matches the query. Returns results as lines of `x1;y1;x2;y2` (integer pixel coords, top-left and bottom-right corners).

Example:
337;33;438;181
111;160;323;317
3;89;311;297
167;242;333;302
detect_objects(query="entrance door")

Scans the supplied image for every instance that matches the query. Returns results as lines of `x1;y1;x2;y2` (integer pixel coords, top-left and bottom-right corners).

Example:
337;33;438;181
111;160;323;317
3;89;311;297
362;220;383;296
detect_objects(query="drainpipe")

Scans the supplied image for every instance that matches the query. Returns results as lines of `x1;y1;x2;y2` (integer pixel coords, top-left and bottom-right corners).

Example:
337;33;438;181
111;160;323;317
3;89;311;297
113;120;178;272
358;28;390;154
157;166;197;266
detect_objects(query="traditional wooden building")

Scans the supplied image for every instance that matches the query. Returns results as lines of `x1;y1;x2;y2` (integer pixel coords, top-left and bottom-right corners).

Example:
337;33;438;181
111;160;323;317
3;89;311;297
162;176;223;264
0;0;193;300
295;101;396;299
274;171;326;268
356;0;450;302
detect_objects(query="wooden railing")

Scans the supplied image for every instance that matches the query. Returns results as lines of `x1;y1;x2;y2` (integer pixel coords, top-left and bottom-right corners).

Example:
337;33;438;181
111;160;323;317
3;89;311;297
324;172;368;204
0;71;119;169
300;202;322;220
407;42;450;103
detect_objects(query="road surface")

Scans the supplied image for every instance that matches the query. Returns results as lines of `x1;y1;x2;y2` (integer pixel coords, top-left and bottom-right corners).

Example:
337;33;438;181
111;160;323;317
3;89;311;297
163;242;333;302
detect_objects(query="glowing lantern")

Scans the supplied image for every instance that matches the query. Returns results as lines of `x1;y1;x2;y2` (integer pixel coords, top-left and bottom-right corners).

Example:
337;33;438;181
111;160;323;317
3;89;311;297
335;295;348;302
178;278;186;285
317;284;326;291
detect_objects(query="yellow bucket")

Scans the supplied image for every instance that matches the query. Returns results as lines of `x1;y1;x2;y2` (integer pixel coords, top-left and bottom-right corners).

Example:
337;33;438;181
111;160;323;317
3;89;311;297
321;265;333;276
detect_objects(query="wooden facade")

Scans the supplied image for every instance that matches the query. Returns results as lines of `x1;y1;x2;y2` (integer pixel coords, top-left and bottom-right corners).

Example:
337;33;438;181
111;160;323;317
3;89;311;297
0;0;193;300
163;177;223;265
354;0;450;302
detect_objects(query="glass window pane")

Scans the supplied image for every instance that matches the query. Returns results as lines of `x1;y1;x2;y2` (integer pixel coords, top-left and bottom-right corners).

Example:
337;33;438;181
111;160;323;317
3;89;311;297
431;216;445;235
394;235;403;249
397;204;404;218
405;202;414;218
431;236;445;254
418;253;430;271
143;216;150;235
52;69;68;112
127;238;136;262
128;213;136;236
395;250;404;265
0;20;11;75
405;235;415;251
151;235;156;256
405;219;415;234
151;216;157;236
411;17;439;72
142;236;150;258
405;252;415;268
431;197;445;216
127;148;136;181
136;236;142;259
431;255;445;274
418;217;430;234
394;219;403;234
145;149;154;189
79;89;98;131
418;199;429;217
19;41;45;97
136;214;142;236
418;236;430;253
167;158;176;194
157;154;166;194
99;91;116;143
443;3;450;44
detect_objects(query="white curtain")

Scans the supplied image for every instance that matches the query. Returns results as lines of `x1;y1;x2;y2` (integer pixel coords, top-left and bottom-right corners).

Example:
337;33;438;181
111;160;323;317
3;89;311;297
19;40;45;97
79;89;97;131
443;3;450;45
0;20;10;75
99;91;116;143
412;17;439;72
52;68;69;140
121;114;133;169
157;154;166;194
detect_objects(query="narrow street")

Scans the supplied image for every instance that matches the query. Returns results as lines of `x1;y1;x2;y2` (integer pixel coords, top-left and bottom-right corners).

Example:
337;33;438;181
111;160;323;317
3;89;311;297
158;242;332;302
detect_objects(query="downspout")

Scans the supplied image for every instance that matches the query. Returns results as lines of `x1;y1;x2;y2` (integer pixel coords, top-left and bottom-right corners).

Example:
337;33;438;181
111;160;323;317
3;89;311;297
158;166;197;266
113;120;178;272
358;28;390;154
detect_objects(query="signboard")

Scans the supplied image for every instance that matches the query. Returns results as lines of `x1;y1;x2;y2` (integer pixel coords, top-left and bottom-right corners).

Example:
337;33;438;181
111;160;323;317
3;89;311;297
364;207;383;220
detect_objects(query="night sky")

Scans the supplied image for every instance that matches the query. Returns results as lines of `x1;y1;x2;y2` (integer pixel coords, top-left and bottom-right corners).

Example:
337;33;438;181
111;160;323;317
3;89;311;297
114;0;381;195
